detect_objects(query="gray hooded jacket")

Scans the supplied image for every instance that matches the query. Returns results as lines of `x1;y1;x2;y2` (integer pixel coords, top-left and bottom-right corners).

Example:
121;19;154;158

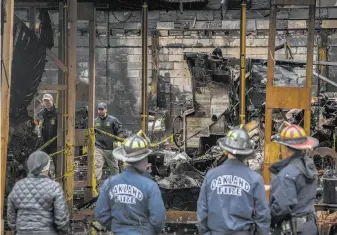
269;152;318;225
7;151;69;235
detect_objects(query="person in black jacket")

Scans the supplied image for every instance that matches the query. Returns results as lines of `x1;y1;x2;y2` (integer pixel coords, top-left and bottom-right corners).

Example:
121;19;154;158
269;123;319;235
94;102;123;183
35;93;59;177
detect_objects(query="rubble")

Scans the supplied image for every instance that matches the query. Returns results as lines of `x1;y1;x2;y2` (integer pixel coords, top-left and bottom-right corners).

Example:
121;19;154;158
316;211;337;234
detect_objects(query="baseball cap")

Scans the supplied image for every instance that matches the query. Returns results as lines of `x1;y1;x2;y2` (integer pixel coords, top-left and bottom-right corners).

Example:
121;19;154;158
97;102;107;109
42;94;53;101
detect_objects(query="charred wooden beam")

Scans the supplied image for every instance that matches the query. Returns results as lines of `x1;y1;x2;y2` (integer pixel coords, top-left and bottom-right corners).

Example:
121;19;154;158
46;48;68;73
151;31;159;108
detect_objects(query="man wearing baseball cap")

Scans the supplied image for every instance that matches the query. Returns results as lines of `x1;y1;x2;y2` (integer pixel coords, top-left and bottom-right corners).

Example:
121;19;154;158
94;102;124;184
35;93;59;178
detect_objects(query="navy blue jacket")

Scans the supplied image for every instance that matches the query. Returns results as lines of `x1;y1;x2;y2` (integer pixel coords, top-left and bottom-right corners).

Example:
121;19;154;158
197;158;270;235
95;166;166;235
36;107;58;147
269;153;318;226
94;115;122;150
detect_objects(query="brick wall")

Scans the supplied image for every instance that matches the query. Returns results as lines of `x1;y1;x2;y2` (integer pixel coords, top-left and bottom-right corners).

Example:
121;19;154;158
15;8;337;132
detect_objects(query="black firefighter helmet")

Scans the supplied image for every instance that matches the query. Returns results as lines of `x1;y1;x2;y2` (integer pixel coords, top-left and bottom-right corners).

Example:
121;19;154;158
217;125;254;158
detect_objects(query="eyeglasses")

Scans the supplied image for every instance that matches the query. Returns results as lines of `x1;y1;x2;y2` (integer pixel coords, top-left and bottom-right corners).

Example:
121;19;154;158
98;108;104;111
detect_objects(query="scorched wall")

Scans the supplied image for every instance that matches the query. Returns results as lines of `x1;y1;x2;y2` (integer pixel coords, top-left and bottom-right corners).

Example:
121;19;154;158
14;9;337;132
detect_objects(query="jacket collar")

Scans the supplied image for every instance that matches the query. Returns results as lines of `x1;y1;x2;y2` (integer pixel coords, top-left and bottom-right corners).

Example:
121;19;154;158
123;166;152;179
43;106;56;114
27;173;50;179
224;158;246;166
99;114;108;120
269;152;303;175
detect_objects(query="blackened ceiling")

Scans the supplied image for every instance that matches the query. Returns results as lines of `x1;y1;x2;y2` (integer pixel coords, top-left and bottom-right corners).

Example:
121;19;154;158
15;0;271;10
17;0;210;11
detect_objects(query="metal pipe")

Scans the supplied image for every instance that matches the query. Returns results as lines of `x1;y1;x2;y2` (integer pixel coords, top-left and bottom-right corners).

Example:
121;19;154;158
141;1;148;134
240;0;247;125
313;72;337;88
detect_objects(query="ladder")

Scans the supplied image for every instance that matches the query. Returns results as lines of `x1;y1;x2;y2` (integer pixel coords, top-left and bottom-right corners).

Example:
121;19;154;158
263;0;316;189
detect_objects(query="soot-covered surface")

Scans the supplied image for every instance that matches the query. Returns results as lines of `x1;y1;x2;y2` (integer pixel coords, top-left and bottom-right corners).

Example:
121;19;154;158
6;10;54;194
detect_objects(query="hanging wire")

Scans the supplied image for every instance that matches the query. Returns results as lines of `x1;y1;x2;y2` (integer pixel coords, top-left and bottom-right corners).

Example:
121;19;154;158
111;11;133;23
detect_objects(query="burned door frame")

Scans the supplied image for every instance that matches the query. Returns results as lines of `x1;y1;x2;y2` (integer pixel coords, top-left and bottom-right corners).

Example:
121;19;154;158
263;0;316;193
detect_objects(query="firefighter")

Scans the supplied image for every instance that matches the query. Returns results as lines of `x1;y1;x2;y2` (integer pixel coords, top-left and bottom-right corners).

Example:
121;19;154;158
197;125;270;235
94;102;123;182
95;131;166;235
35;93;59;177
269;124;319;235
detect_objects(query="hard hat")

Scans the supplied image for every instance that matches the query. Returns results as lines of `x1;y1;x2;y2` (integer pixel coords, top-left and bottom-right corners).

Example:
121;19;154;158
273;123;318;150
217;125;254;157
113;130;152;163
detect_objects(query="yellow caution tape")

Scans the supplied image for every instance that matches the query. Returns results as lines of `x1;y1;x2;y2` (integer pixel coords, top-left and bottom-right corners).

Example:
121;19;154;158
94;128;126;141
88;128;99;197
150;135;173;147
47;128;174;198
49;149;64;158
38;135;57;151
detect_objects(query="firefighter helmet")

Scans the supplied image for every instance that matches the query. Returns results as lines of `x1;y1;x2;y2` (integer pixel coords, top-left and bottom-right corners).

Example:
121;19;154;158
113;131;152;163
217;125;254;157
273;123;318;150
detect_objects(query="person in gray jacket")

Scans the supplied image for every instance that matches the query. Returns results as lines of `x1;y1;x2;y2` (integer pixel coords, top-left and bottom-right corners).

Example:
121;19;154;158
95;131;166;235
269;123;319;235
197;125;270;235
7;151;69;235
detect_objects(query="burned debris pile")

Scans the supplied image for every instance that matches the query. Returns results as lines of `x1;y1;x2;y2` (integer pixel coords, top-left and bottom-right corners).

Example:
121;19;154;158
316;210;337;235
147;148;224;211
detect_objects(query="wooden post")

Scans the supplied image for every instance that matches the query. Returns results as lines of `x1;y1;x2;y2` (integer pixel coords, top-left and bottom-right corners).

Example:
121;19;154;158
303;4;316;134
64;0;77;216
151;31;159;108
0;0;15;232
86;5;96;201
56;2;68;185
263;0;316;199
240;0;247;125
141;1;148;134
